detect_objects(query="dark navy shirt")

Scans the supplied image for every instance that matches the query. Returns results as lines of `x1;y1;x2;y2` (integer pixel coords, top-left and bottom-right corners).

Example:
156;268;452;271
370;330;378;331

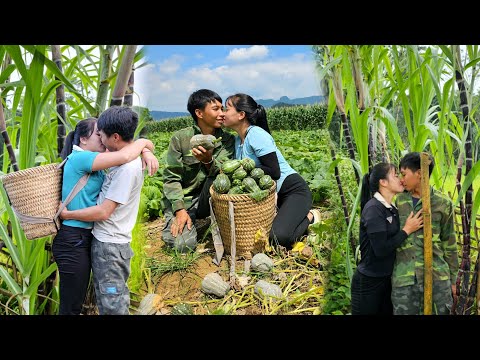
357;197;408;277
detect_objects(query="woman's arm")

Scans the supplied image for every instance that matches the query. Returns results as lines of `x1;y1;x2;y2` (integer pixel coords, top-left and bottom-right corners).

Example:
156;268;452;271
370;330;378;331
368;230;408;258
257;152;280;180
91;139;154;171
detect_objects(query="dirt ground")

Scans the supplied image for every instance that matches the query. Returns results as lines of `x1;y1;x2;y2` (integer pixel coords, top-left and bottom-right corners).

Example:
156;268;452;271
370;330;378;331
138;218;248;315
136;215;328;316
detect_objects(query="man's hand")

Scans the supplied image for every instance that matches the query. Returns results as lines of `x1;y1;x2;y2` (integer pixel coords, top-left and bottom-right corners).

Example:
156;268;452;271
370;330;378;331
142;151;160;176
171;209;192;237
192;146;213;164
58;201;69;220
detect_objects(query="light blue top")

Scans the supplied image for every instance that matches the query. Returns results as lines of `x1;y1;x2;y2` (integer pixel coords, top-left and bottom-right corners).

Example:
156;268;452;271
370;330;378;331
62;147;105;229
234;125;296;192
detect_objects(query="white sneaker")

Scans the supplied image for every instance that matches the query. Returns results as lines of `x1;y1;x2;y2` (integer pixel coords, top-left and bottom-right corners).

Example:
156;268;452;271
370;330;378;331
308;208;322;235
310;208;321;224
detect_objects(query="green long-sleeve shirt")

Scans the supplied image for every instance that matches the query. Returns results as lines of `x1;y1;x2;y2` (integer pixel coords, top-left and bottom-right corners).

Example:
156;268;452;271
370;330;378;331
161;124;235;213
392;187;459;288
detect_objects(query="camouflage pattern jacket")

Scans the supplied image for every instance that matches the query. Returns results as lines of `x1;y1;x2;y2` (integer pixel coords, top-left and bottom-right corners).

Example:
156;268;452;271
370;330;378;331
162;124;235;213
392;187;459;288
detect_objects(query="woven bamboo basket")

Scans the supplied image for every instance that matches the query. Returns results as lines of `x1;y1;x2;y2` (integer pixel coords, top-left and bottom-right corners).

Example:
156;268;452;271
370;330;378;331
1;163;62;240
209;182;276;259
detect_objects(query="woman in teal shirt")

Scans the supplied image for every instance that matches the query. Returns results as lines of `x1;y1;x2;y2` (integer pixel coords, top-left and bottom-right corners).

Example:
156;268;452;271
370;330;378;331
52;117;157;315
222;93;320;249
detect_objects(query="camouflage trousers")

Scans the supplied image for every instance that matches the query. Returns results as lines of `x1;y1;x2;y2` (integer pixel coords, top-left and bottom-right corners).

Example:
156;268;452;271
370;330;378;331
91;237;133;315
162;177;213;253
391;277;453;315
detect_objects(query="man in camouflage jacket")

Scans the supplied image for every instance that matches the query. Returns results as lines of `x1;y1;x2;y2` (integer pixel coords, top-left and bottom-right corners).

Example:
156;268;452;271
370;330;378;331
161;89;234;252
392;152;459;315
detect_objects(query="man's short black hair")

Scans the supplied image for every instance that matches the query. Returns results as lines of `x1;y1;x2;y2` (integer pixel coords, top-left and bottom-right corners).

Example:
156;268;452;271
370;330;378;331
97;106;138;141
399;152;435;176
187;89;222;123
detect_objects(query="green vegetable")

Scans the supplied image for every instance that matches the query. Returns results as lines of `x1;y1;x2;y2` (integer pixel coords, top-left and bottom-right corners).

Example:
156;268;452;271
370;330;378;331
258;174;274;189
213;173;231;193
250;168;265;181
242;177;261;193
171;303;194;315
232;166;247;180
201;273;230;298
241;157;256;173
221;159;242;174
231;178;243;187
190;134;222;150
228;186;244;194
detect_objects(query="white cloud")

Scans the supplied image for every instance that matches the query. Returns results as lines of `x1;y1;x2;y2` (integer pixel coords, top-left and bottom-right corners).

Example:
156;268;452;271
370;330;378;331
145;52;322;112
226;45;269;62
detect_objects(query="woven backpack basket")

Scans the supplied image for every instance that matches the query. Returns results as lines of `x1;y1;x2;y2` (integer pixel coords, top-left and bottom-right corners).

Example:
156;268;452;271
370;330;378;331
209;182;276;259
1;163;63;240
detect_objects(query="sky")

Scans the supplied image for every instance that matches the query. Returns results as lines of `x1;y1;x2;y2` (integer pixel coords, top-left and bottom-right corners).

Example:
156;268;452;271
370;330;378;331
137;45;323;112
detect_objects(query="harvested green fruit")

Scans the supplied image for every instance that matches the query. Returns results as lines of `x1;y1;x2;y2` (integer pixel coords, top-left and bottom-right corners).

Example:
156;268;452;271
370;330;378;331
201;272;230;298
250;168;265;181
221;159;241;174
231;178;243;187
228;186;244;194
240;157;256;172
251;253;274;272
171;303;194;315
213;173;231;193
254;280;282;300
258;174;274;189
190;134;222;150
248;189;269;202
242;177;261;193
232;166;247;180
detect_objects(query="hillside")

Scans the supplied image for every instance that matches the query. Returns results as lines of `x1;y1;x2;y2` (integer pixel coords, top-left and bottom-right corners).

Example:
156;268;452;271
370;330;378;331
150;95;326;121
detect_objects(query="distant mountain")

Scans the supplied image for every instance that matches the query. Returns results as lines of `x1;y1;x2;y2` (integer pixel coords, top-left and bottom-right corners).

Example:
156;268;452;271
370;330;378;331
150;95;327;121
150;110;189;121
256;95;327;108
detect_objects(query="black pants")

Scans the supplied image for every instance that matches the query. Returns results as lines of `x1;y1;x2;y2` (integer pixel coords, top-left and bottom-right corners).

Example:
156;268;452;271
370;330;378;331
269;173;312;249
194;176;215;220
350;269;393;315
52;225;93;315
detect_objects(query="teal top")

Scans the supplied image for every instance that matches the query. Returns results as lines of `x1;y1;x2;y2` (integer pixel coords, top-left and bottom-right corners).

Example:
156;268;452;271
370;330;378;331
235;125;296;192
62;148;105;229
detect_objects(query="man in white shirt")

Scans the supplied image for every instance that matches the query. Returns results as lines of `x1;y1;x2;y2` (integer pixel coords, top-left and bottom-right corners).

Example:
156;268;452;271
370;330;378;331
61;106;157;315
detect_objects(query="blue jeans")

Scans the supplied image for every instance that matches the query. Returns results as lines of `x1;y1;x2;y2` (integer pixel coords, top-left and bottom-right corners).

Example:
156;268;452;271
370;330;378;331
91;237;133;315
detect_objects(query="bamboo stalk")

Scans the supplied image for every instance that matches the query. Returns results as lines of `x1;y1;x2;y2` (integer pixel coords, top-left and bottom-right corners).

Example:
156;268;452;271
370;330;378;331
330;146;355;253
110;45;137;107
51;45;66;157
95;45;115;115
452;154;468;314
123;67;134;107
453;45;473;314
0;99;19;171
421;152;433;315
464;253;479;314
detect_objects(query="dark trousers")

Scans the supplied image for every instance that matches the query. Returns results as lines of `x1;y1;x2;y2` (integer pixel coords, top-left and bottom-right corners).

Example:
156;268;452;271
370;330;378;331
194;176;215;220
52;225;93;315
269;173;312;249
350;269;393;315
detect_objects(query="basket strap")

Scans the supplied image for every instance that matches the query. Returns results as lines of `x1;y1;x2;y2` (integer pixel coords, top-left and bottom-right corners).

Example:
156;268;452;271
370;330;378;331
53;173;90;221
209;197;224;266
10;173;90;225
56;158;68;169
11;207;58;224
228;201;236;285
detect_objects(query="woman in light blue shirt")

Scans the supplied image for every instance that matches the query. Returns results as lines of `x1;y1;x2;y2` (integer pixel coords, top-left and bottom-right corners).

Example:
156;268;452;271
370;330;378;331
53;117;157;315
223;93;320;249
